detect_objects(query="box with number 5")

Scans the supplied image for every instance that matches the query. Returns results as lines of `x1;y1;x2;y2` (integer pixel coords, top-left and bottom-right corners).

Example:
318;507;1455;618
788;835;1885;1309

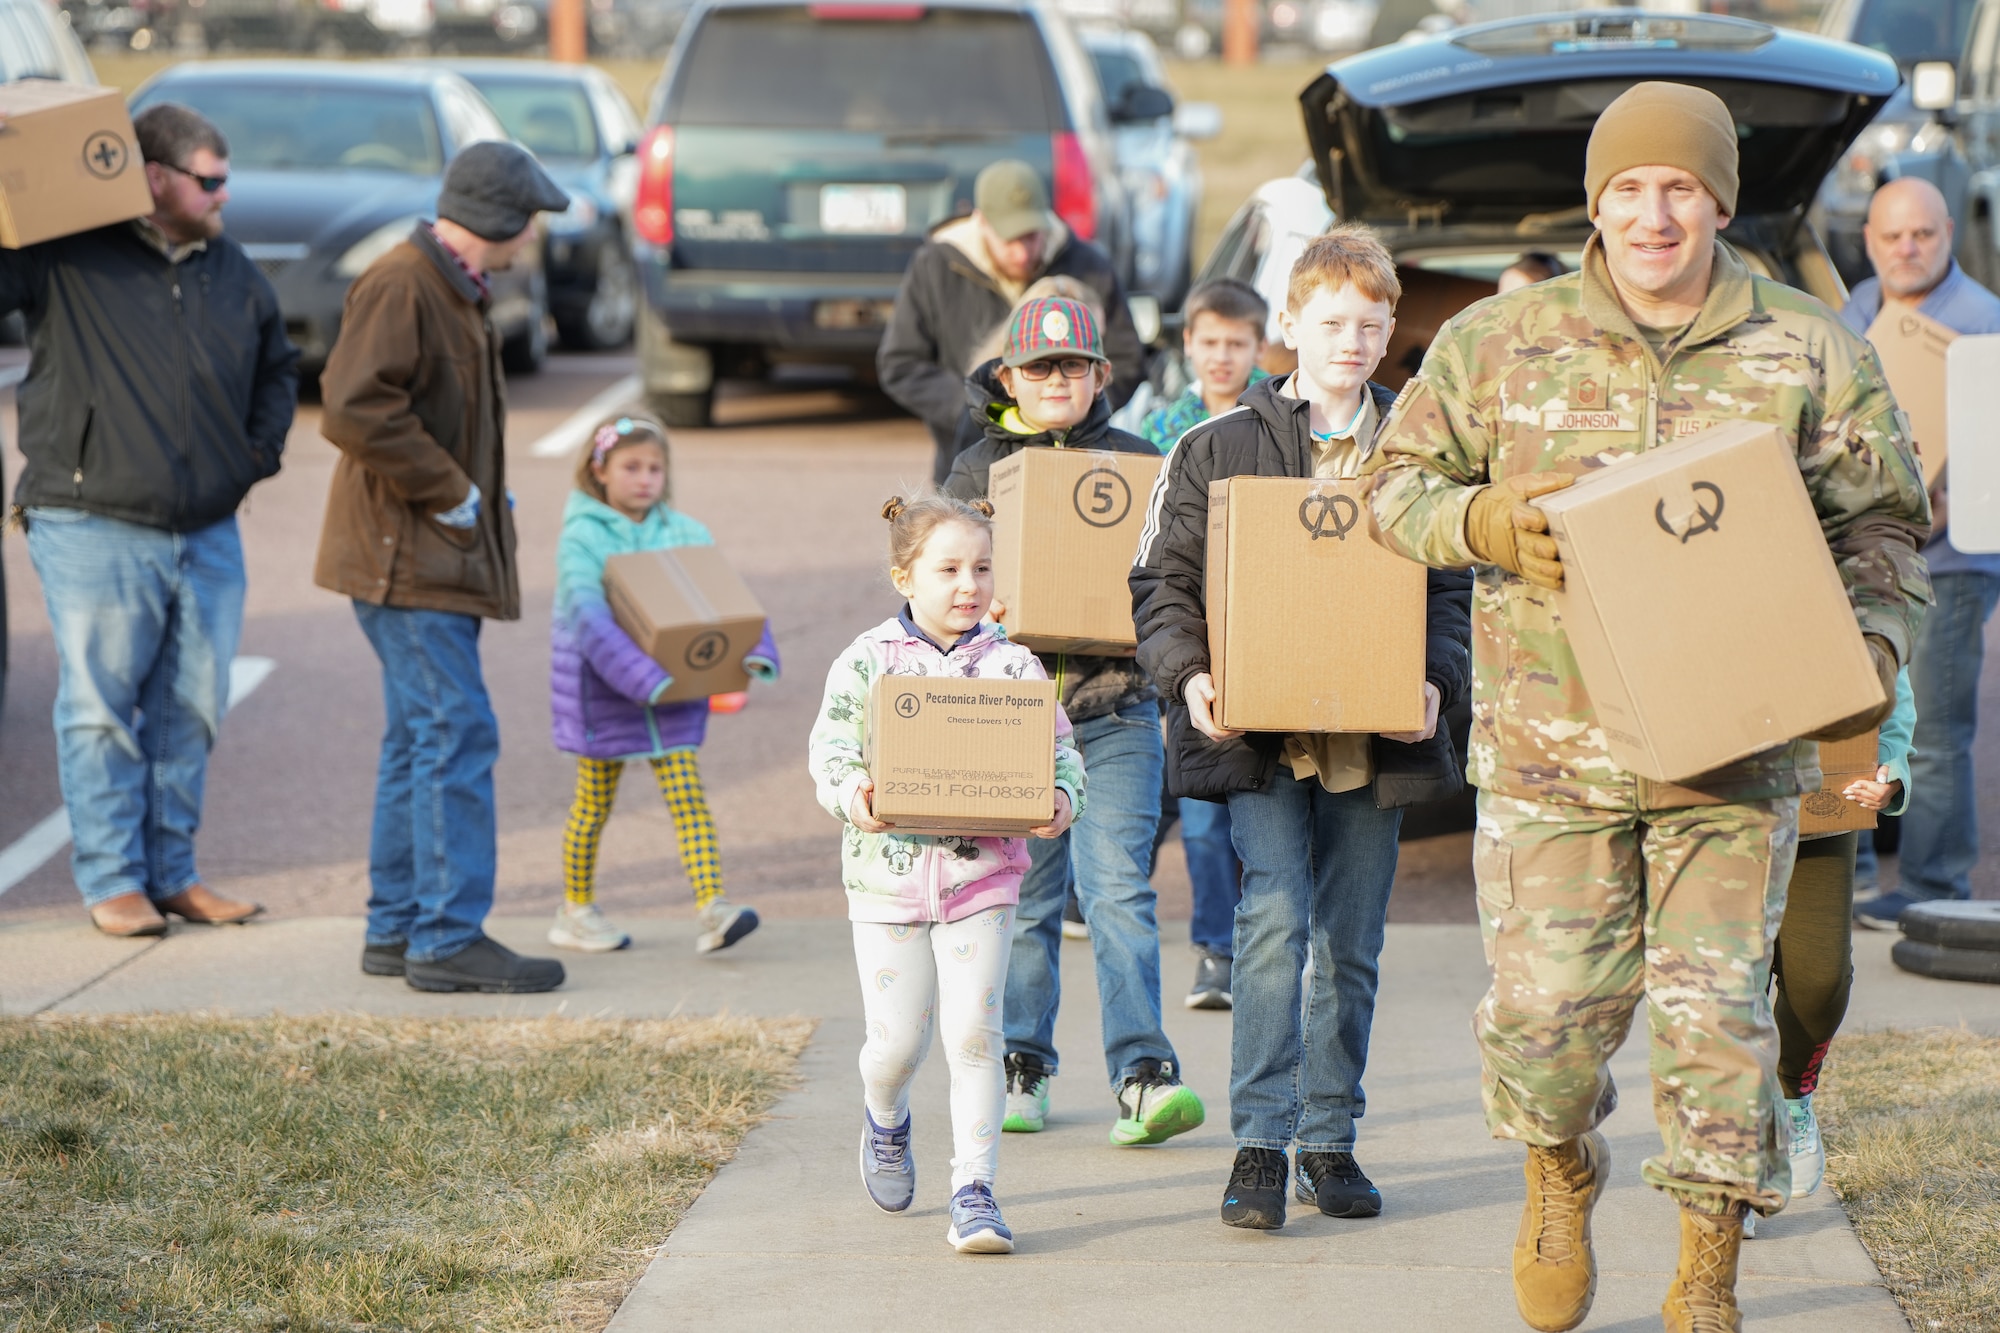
987;446;1164;655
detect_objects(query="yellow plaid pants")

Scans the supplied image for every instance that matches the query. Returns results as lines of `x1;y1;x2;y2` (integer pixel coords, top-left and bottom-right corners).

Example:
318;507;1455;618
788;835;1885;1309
562;750;721;908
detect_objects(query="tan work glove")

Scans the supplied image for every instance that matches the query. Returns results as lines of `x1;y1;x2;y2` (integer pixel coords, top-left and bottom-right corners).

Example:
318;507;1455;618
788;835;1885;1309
1805;635;1899;741
1464;472;1575;589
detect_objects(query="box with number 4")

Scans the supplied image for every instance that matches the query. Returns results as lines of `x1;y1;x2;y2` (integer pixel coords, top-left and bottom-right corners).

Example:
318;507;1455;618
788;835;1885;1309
988;447;1164;655
603;546;768;703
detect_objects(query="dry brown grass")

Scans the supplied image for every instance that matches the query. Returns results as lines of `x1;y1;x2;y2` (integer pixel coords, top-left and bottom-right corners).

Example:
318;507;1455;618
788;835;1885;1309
1814;1027;2000;1333
0;1012;811;1332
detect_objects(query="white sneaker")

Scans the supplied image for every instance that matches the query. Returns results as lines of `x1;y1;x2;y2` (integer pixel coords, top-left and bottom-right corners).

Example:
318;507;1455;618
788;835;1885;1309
548;902;631;953
696;898;759;954
1787;1095;1825;1197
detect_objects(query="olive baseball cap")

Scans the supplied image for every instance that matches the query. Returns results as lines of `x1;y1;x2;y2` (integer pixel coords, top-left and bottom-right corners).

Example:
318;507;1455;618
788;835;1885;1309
975;160;1054;241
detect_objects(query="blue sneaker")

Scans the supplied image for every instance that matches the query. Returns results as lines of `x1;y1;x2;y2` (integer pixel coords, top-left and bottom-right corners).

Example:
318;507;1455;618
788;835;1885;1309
1854;891;1921;931
945;1181;1015;1254
859;1108;915;1213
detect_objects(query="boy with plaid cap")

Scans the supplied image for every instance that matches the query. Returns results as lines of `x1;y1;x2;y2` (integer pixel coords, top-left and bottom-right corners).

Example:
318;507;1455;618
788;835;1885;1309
944;296;1206;1149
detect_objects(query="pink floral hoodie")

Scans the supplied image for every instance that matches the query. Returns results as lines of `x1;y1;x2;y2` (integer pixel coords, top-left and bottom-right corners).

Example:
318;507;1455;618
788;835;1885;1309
810;613;1086;924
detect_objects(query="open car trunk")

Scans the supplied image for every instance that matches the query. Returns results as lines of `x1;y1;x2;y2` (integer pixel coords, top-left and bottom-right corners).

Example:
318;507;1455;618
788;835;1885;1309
1297;11;1902;386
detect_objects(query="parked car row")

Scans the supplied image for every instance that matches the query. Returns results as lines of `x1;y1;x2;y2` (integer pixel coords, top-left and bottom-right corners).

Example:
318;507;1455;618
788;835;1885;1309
119;55;648;375
58;0;693;58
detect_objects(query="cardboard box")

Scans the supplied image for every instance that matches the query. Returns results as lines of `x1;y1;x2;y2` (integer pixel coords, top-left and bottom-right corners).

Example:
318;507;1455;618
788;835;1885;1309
1946;333;2000;554
1536;421;1885;783
1867;306;1955;489
864;674;1057;836
988;446;1164;655
0;82;153;249
1203;475;1427;733
1800;730;1880;836
603;546;767;703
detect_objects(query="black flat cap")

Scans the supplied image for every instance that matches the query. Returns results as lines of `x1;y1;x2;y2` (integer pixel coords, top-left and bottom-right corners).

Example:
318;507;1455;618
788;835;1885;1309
436;141;570;242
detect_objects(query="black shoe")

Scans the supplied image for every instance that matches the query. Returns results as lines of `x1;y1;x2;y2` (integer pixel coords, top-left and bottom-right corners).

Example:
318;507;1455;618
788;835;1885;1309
1221;1147;1289;1229
362;940;408;976
1295;1150;1382;1218
404;935;565;994
1186;949;1232;1010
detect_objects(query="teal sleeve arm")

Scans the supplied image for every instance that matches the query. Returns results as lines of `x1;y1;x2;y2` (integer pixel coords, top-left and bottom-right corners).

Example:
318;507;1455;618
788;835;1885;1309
1877;667;1915;816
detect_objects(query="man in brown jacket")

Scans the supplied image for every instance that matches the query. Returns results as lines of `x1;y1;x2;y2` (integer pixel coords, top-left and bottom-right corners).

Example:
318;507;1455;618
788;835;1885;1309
315;142;568;994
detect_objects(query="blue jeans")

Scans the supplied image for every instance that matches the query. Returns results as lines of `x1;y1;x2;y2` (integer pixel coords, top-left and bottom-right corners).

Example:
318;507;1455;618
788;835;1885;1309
1006;701;1175;1089
352;602;499;963
1226;769;1402;1151
1900;571;2000;902
26;509;244;908
1181;797;1241;956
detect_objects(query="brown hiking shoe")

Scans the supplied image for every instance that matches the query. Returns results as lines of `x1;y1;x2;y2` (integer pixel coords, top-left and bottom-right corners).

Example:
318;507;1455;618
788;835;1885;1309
1512;1130;1609;1332
1662;1204;1746;1333
89;892;168;938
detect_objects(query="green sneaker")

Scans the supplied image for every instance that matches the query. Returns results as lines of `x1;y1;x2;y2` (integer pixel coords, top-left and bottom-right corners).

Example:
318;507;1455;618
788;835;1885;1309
1003;1052;1050;1133
1111;1059;1205;1146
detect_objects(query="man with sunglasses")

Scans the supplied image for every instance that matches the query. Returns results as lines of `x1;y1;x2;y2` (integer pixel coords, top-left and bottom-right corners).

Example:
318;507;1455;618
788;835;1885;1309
2;102;298;938
943;296;1206;1150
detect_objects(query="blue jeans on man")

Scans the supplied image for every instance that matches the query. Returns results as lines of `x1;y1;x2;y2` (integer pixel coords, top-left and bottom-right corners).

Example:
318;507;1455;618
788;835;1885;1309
1225;768;1402;1150
1181;797;1241;956
1892;571;2000;905
27;509;244;907
352;602;499;964
1006;701;1177;1089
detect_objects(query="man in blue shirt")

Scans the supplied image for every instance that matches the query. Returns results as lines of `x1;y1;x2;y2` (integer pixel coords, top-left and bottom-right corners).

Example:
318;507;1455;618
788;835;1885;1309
1841;176;2000;922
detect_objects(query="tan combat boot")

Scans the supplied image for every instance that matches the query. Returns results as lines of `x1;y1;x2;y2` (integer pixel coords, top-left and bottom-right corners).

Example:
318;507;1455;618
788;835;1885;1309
1512;1130;1609;1331
1662;1204;1747;1333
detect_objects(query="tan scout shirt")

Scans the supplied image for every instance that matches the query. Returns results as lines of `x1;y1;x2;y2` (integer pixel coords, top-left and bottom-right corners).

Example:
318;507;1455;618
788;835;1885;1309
1281;376;1379;793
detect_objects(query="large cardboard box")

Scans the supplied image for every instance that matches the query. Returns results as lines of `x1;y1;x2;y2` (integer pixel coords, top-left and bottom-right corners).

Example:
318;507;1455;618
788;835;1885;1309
1204;475;1427;733
1946;332;2000;554
1800;730;1880;836
1536;421;1885;783
0;82;153;249
988;446;1164;655
1867;306;1955;488
603;546;767;703
864;674;1057;836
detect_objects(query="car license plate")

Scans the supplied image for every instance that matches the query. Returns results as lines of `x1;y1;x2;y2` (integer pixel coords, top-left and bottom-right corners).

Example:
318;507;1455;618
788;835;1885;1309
820;184;906;235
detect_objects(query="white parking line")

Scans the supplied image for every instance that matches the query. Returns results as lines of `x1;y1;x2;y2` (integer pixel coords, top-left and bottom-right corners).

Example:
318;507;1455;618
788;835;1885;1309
0;655;276;900
529;372;643;459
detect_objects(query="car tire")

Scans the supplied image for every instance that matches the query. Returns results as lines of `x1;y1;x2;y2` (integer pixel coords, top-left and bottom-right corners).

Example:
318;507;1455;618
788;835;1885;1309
1898;901;2000;952
557;237;638;350
502;271;550;376
649;387;715;428
1891;937;2000;985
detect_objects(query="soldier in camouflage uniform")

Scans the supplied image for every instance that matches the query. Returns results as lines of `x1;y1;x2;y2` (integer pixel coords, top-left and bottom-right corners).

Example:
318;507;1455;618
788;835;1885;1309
1368;82;1930;1333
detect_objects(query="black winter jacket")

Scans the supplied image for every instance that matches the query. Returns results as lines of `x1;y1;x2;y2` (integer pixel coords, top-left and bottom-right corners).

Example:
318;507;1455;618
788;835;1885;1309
878;225;1144;481
943;358;1160;725
1129;377;1473;808
1;223;298;532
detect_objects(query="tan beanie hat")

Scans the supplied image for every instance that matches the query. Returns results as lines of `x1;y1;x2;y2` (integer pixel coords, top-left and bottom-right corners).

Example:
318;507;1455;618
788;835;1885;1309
1584;81;1739;219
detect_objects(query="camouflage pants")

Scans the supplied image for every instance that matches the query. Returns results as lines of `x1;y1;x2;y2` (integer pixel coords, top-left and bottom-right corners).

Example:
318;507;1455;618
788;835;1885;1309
1472;790;1798;1216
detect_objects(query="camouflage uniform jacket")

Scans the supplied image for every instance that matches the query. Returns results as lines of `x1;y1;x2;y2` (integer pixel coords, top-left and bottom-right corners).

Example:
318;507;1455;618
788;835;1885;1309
1369;237;1932;811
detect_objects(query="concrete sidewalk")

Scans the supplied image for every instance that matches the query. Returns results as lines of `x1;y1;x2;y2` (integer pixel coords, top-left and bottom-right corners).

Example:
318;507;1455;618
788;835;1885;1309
7;915;1993;1330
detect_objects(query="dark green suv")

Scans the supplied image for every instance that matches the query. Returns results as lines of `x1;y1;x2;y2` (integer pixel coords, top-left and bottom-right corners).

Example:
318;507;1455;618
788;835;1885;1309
630;0;1130;426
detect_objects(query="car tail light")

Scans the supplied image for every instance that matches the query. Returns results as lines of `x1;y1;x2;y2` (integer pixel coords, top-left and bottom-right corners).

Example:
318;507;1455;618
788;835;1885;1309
634;126;674;247
1052;131;1095;242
